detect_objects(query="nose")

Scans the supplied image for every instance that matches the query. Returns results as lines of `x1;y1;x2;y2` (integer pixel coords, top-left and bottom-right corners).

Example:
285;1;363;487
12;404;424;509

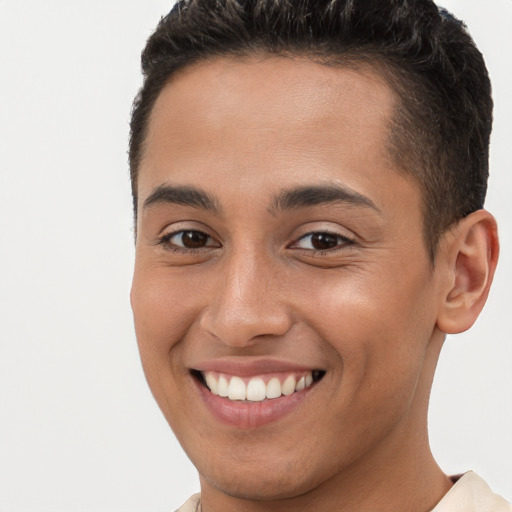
199;248;293;347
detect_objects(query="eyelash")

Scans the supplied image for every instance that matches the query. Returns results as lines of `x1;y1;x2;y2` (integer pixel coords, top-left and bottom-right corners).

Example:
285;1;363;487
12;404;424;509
157;230;219;253
157;229;355;255
289;231;355;254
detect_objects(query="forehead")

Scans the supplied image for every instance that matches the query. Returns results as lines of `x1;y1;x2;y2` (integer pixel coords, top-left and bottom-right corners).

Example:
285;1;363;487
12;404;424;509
134;56;427;238
139;55;401;192
151;54;395;119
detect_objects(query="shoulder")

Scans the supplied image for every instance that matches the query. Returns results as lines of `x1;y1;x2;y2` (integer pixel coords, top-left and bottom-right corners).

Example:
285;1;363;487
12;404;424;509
174;493;201;512
432;472;511;512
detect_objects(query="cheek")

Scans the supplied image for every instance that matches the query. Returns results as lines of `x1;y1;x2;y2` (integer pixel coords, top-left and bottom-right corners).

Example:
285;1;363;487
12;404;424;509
130;268;201;424
131;267;199;351
298;263;435;394
130;267;207;406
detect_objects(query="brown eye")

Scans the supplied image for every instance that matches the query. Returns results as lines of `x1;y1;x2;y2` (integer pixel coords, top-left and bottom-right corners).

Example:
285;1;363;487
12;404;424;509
310;233;339;250
162;230;218;250
293;232;353;251
180;230;208;248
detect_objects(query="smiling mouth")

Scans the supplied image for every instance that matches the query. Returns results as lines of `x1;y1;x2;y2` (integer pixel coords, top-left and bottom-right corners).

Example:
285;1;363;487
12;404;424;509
192;370;326;402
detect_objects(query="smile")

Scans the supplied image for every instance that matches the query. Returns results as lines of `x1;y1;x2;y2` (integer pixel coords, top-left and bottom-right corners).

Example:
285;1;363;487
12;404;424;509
194;370;325;402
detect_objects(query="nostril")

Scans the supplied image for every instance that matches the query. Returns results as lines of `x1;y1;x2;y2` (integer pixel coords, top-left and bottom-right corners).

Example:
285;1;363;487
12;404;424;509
199;306;293;348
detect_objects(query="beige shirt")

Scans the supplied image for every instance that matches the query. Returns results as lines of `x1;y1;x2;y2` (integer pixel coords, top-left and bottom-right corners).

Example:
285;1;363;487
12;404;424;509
175;493;200;512
175;472;511;512
431;472;511;512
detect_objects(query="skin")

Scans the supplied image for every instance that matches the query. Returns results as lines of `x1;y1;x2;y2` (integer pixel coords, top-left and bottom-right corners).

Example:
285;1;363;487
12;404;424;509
131;56;498;512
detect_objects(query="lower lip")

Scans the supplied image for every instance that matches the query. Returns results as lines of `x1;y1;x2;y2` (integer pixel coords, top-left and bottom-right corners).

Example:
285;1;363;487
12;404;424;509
193;377;313;428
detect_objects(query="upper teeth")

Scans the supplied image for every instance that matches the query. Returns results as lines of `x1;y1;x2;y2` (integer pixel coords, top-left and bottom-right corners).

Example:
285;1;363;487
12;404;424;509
203;371;314;402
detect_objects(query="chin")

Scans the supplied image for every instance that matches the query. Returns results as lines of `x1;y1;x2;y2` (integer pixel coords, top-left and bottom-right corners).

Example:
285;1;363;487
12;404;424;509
199;463;318;502
185;433;341;502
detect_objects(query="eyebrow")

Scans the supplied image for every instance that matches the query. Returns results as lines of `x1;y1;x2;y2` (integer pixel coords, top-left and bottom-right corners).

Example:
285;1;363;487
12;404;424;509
143;184;220;213
270;184;380;213
142;183;378;216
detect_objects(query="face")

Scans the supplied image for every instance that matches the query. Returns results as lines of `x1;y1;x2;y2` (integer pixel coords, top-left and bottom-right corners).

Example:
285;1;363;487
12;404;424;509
131;56;446;501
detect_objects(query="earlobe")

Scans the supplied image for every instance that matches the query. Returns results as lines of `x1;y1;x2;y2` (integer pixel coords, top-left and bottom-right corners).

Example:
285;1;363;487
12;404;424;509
436;210;499;335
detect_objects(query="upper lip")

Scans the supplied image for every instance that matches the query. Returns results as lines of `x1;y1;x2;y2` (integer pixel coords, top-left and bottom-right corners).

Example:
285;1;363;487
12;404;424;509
190;357;323;377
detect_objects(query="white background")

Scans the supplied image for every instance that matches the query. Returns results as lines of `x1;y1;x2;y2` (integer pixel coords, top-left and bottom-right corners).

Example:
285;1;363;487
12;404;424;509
0;1;510;511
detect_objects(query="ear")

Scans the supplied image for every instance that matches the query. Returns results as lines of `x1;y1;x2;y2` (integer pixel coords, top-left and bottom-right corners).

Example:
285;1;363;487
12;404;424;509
436;210;499;335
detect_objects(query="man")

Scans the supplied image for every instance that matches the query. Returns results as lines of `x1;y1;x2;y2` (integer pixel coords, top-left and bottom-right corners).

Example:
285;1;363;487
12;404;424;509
129;1;510;510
